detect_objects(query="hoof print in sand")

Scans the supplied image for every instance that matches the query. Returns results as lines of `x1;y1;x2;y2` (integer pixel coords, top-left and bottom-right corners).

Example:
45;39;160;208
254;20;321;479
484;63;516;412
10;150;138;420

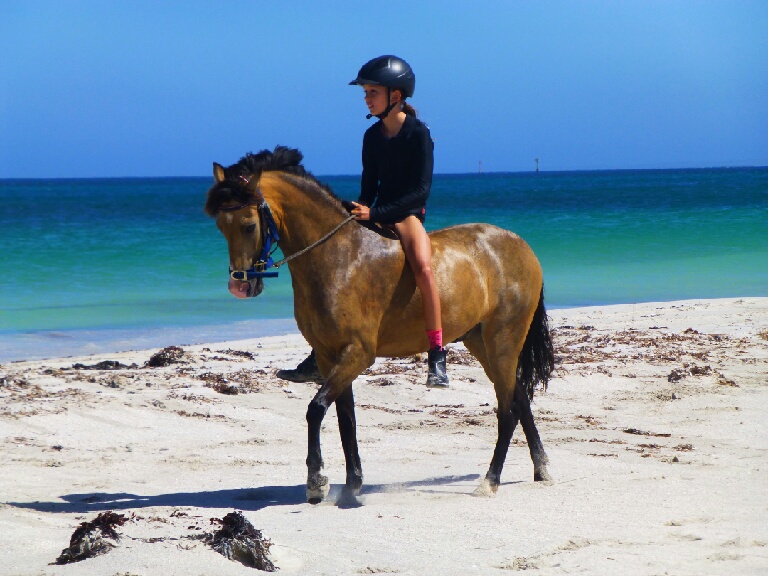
54;511;127;565
207;511;276;571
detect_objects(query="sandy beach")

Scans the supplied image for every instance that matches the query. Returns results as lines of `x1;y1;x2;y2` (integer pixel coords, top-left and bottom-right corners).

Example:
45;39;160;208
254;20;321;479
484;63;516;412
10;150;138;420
1;297;766;575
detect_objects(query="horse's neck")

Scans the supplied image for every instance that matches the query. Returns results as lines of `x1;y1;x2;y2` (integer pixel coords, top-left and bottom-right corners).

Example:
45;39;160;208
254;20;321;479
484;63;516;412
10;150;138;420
260;172;361;256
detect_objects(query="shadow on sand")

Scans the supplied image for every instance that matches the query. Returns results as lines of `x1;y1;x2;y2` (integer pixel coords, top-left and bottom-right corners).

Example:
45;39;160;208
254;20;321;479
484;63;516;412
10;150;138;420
7;474;482;513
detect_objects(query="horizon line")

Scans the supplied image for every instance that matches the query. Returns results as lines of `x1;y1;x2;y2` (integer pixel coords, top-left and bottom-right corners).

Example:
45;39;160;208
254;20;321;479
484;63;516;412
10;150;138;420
2;164;767;181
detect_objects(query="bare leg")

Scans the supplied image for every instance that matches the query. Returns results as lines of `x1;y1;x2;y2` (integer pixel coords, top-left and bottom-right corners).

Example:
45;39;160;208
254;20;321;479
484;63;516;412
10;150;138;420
394;216;449;387
394;216;441;331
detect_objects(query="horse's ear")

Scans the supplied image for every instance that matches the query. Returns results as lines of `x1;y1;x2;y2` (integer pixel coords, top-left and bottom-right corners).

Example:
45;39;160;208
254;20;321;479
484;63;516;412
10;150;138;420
213;163;226;183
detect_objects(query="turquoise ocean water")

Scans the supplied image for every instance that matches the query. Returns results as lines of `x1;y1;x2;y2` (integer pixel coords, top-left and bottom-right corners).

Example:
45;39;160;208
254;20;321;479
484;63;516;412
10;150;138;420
1;168;766;361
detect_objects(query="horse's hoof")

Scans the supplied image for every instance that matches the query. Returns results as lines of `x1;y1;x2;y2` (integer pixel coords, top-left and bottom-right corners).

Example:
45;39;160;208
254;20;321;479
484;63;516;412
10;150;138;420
426;378;449;388
307;473;329;504
346;474;363;493
306;487;330;503
473;477;498;497
337;487;364;508
534;469;554;485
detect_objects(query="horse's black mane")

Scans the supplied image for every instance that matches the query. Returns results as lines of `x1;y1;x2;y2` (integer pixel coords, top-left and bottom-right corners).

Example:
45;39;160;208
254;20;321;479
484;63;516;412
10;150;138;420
205;146;349;216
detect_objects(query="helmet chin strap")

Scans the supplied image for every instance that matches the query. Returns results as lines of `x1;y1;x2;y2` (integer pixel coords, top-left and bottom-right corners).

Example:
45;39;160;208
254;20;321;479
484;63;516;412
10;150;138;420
366;87;399;120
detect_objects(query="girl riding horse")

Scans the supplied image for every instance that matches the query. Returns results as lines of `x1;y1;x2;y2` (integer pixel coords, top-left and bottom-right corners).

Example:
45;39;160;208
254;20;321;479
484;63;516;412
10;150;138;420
278;55;449;388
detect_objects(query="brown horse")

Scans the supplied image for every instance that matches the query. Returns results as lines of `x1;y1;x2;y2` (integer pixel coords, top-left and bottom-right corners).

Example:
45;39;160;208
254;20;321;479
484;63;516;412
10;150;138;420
205;147;554;502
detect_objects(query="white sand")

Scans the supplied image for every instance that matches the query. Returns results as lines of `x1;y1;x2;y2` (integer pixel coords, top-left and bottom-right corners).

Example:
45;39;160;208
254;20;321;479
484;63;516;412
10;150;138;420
1;297;766;575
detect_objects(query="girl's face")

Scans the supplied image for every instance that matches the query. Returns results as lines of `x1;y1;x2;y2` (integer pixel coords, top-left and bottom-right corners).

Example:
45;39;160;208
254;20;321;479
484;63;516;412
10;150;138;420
362;84;398;116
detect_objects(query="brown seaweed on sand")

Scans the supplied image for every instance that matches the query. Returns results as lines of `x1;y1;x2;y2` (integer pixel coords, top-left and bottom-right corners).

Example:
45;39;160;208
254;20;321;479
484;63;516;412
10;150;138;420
70;360;137;370
206;511;276;571
145;346;186;367
54;511;127;564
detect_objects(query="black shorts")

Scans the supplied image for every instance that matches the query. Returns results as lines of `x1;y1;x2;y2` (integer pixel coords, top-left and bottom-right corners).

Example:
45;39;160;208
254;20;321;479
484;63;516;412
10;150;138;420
392;207;426;225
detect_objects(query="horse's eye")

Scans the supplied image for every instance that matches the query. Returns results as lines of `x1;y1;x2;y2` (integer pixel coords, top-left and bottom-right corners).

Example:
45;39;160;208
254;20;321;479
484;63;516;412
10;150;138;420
245;224;257;234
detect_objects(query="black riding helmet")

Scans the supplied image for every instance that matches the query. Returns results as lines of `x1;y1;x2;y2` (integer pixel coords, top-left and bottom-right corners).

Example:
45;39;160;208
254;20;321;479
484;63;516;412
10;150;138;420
349;55;415;119
349;55;416;97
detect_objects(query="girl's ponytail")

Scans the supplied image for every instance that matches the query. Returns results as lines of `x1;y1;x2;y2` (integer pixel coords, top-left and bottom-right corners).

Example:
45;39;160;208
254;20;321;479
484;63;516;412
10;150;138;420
402;101;417;117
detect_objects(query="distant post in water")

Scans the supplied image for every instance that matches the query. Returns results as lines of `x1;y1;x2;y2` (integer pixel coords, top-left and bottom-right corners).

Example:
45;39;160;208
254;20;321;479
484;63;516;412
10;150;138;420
479;160;483;174
535;158;539;173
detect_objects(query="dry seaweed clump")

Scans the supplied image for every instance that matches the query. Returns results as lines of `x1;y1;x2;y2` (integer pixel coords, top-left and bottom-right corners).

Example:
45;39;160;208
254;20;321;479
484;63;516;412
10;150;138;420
197;372;242;395
207;511;276;571
447;347;480;366
145;346;186;367
54;511;127;564
196;369;266;394
70;360;137;370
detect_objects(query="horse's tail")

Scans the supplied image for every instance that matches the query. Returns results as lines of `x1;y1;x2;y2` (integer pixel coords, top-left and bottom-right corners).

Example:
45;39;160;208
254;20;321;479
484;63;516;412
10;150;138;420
516;286;555;400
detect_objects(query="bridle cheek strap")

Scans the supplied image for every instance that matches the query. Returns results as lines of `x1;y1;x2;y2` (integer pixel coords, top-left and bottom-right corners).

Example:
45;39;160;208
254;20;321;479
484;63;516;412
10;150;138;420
228;200;281;281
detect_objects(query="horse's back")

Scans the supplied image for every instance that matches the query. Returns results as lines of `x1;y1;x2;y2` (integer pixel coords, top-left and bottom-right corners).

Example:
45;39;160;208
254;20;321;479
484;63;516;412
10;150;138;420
430;222;526;247
431;223;542;283
376;223;543;357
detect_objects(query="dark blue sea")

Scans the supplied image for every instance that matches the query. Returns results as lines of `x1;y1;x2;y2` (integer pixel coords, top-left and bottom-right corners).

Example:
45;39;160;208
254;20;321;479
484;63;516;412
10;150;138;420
1;168;766;361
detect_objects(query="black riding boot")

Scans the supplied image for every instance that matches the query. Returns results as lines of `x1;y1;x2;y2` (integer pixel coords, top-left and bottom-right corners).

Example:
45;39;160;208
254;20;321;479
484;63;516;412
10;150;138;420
426;347;449;388
276;350;322;383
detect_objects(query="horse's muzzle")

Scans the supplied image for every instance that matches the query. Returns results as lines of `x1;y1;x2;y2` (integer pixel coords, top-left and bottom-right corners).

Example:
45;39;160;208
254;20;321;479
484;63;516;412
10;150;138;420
247;277;264;298
228;276;264;299
229;266;274;298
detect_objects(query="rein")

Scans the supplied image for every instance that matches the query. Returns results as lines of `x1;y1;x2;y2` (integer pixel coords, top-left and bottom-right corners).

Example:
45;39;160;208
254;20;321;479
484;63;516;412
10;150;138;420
221;185;355;281
272;214;356;268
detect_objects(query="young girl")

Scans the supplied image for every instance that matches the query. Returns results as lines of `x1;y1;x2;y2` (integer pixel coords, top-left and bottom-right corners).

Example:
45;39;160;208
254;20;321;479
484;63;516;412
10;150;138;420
348;55;448;388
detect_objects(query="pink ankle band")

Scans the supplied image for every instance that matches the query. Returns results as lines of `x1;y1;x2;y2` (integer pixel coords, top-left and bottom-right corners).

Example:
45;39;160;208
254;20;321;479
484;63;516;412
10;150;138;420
427;329;443;350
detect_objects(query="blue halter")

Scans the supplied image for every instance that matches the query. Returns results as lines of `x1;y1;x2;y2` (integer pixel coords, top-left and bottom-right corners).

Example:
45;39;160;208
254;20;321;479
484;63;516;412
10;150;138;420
222;195;281;280
222;177;356;283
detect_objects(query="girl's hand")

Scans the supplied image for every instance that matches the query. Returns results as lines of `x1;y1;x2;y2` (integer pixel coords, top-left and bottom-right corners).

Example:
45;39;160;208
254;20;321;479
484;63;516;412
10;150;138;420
350;201;371;221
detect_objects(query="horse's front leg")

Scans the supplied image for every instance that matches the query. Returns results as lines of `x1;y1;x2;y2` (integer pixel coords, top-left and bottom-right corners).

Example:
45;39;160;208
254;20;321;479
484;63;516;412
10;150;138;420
305;344;372;504
335;386;362;492
306;396;330;504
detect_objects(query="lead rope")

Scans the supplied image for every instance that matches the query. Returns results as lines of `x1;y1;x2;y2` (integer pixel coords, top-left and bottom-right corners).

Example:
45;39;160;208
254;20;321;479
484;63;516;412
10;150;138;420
271;214;356;269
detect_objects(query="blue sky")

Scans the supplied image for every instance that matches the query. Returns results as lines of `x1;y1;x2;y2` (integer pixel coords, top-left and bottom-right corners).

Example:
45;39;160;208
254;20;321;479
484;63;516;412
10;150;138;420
1;0;766;177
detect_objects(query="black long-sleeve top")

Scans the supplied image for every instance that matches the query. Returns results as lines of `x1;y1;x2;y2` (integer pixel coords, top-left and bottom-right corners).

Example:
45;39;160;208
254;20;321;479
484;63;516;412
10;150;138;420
358;114;434;224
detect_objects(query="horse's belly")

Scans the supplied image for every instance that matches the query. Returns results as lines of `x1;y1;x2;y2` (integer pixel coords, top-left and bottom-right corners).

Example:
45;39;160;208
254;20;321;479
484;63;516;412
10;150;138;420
375;275;487;357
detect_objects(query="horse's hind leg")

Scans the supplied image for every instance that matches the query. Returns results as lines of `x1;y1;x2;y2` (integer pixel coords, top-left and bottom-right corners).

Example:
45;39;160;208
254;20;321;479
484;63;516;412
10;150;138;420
514;383;553;483
483;387;520;494
463;325;523;494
